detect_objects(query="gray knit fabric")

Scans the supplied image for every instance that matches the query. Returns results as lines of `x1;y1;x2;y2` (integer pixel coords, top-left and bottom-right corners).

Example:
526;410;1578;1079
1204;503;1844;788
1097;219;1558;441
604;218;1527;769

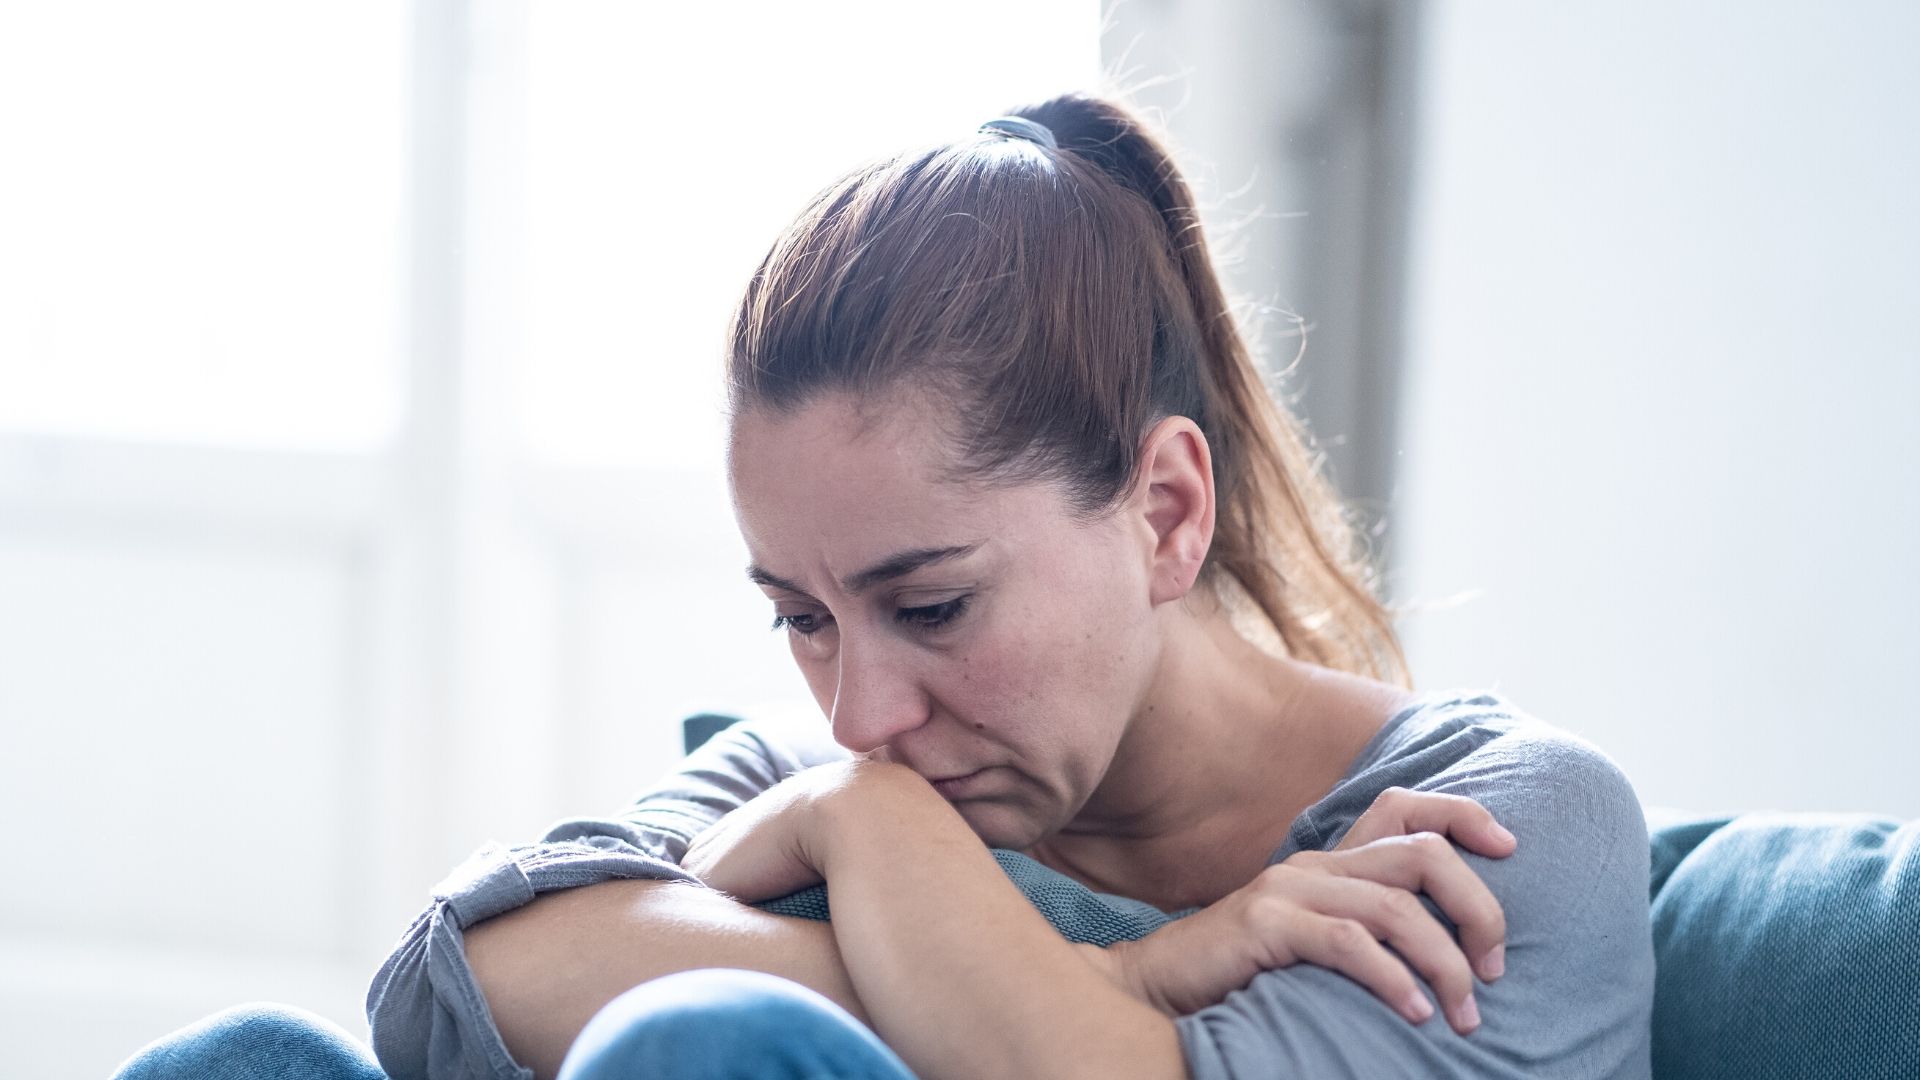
756;848;1187;945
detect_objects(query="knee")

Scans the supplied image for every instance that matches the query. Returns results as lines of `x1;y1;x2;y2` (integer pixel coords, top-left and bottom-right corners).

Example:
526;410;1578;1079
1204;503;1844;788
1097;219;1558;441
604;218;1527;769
560;969;898;1080
582;968;856;1046
112;1002;385;1080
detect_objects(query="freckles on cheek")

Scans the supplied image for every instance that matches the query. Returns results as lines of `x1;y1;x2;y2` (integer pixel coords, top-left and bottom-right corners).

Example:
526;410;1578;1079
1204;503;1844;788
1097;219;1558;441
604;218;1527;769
998;636;1056;706
957;640;1034;728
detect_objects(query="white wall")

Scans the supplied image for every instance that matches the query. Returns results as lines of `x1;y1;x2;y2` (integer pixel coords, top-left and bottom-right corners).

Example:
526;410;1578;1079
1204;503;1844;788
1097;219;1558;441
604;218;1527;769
1395;1;1920;819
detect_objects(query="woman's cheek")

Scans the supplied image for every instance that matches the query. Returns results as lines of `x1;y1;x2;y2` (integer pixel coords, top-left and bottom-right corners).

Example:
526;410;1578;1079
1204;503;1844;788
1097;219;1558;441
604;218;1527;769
794;648;837;718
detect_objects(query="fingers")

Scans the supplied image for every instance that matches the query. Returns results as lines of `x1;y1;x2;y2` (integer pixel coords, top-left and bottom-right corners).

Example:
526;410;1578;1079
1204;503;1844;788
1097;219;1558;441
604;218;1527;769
1337;787;1518;859
1286;911;1440;1027
1286;871;1485;1035
1327;833;1510;985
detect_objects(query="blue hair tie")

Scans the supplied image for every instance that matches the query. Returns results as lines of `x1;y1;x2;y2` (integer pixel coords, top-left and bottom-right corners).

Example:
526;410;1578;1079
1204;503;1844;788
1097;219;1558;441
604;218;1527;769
979;115;1058;151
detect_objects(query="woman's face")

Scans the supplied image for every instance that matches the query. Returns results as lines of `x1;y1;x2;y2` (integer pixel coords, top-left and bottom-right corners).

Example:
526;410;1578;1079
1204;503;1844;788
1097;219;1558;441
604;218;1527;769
726;389;1164;850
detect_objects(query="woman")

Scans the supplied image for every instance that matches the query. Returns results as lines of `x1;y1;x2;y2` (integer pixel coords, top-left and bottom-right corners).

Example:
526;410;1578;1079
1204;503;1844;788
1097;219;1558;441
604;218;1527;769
115;93;1654;1080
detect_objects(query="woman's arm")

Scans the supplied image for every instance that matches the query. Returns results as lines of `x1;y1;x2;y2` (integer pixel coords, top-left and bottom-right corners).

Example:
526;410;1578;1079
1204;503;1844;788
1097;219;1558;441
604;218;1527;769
459;747;1165;1080
564;714;851;866
366;717;859;1080
458;751;1525;1080
1099;787;1513;1031
681;757;1539;1080
1169;733;1656;1079
462;878;868;1080
457;718;866;1080
807;763;1186;1080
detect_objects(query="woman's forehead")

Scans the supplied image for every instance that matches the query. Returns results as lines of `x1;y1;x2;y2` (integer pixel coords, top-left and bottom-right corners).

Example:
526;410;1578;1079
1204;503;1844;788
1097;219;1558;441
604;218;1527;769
745;538;993;601
727;395;1084;577
729;392;978;504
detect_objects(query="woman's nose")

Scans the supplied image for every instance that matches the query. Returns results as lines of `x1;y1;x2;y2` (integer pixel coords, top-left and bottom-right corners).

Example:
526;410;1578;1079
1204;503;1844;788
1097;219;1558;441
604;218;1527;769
828;639;927;755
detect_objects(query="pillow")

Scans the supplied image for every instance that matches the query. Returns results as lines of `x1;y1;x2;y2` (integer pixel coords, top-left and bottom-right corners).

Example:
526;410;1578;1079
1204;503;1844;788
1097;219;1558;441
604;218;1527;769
1648;809;1920;1080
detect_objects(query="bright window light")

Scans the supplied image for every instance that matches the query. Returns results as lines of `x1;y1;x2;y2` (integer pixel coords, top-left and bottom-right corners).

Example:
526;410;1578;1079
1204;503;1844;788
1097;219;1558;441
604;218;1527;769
0;2;404;451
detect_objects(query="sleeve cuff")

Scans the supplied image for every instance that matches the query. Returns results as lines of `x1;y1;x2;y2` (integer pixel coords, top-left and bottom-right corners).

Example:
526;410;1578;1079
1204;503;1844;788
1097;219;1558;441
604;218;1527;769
367;836;705;1080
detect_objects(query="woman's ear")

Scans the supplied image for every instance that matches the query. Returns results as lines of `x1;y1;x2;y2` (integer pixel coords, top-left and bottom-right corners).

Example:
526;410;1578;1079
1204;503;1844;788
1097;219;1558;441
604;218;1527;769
1128;416;1217;607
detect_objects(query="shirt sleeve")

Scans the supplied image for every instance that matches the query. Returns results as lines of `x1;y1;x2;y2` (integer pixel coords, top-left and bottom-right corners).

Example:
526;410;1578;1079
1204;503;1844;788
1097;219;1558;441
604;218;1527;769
548;714;854;863
363;716;846;1080
1174;730;1657;1080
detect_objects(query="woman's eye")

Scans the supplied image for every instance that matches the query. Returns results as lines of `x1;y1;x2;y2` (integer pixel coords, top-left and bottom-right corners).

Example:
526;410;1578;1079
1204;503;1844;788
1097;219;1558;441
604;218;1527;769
896;595;970;630
770;612;827;637
769;597;969;638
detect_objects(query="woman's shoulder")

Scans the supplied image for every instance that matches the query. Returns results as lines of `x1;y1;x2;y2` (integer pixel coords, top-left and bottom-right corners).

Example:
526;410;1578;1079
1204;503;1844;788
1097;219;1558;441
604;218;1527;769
1350;686;1573;770
1342;686;1639;811
1283;687;1651;906
1205;690;1656;1080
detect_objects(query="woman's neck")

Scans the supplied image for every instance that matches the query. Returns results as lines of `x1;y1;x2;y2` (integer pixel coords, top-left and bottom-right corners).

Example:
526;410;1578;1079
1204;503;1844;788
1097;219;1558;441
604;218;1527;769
1025;588;1413;910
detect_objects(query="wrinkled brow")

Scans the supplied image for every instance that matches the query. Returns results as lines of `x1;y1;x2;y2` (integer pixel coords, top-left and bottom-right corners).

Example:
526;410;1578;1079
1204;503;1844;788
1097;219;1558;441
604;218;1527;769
747;541;984;597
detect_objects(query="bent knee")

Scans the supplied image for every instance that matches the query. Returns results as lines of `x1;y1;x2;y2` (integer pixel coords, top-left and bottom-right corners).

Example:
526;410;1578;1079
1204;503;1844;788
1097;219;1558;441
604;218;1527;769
561;969;910;1080
113;1002;384;1080
588;968;860;1041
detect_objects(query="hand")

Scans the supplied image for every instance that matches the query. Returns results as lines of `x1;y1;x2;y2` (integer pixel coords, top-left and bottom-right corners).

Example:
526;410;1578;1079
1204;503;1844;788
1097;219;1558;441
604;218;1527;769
680;760;880;903
1323;785;1516;990
1100;787;1514;1035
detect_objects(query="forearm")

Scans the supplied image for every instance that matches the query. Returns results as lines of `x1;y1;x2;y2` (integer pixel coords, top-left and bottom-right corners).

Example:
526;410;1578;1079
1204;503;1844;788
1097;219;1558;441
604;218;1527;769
821;767;1188;1080
463;877;867;1080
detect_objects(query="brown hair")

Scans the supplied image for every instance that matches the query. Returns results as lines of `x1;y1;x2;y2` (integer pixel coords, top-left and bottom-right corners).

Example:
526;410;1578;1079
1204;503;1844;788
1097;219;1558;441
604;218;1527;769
725;92;1410;688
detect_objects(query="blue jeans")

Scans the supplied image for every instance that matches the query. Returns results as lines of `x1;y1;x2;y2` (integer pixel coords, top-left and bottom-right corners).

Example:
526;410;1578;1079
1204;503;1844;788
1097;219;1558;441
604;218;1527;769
111;968;920;1080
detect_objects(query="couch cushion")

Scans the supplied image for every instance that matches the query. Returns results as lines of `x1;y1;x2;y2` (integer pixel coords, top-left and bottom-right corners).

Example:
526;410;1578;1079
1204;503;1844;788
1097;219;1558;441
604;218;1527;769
1648;810;1920;1080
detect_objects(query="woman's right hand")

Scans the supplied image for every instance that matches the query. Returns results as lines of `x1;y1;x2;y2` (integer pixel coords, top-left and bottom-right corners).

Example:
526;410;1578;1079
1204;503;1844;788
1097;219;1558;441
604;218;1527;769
1090;787;1515;1036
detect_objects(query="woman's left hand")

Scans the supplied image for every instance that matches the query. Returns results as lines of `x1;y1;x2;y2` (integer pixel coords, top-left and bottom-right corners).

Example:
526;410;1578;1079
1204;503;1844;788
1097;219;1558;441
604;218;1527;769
680;759;883;903
1095;785;1514;1031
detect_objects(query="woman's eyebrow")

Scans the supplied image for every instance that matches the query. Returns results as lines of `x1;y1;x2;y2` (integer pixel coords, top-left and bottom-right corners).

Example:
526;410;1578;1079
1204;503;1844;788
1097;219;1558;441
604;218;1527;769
747;541;985;597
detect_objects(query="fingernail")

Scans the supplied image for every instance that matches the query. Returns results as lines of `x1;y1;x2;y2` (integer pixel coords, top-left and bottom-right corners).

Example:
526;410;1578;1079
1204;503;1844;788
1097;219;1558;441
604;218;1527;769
1482;944;1505;980
1455;994;1481;1032
1402;990;1434;1023
1492;823;1516;844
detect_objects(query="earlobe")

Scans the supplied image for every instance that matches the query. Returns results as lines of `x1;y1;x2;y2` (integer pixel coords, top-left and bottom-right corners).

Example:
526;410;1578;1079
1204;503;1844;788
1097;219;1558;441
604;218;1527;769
1136;416;1216;607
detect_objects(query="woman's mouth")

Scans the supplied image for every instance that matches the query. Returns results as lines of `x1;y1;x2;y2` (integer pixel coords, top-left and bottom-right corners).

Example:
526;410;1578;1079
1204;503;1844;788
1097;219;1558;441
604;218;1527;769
930;767;992;799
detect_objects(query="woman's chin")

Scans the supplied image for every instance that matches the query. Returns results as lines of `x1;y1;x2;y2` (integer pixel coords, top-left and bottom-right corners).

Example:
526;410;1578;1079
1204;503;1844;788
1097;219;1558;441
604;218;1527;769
952;802;1047;851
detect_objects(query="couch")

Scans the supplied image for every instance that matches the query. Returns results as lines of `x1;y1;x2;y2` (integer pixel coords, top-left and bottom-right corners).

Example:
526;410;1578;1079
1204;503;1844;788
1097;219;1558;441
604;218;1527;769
1645;804;1917;1078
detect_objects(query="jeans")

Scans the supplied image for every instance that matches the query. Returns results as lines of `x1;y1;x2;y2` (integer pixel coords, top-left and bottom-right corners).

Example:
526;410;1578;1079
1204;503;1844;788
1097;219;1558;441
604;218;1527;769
111;968;919;1080
109;1001;386;1080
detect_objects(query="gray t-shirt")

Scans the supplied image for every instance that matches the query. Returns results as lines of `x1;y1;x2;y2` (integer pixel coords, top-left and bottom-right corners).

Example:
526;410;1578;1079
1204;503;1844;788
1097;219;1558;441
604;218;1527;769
366;687;1655;1079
